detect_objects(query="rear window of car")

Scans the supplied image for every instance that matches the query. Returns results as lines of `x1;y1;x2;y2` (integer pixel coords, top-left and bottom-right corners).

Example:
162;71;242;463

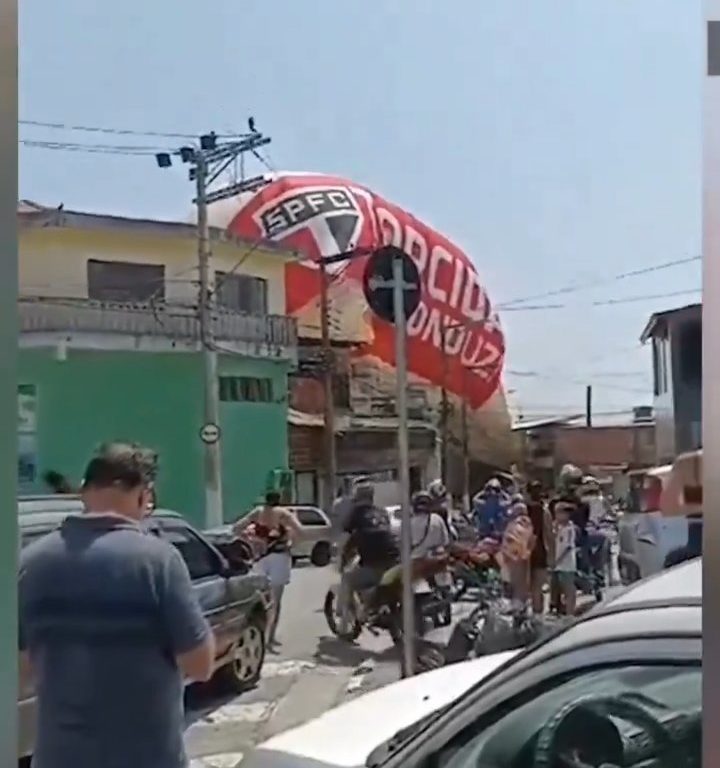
20;527;56;549
293;507;327;526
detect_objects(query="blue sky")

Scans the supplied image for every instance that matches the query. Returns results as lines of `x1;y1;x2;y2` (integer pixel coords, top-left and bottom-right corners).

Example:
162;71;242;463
19;0;702;420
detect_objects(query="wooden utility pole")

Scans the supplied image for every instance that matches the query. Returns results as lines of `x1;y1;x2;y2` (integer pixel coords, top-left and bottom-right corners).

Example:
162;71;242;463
439;323;449;486
319;259;337;512
585;385;593;428
460;371;470;513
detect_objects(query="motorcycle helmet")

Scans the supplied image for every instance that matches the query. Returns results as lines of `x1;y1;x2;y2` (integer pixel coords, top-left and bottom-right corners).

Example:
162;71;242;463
411;490;433;514
428;479;447;499
558;464;583;492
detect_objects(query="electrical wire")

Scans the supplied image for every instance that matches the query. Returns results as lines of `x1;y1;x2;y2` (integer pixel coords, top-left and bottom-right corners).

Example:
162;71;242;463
497;255;701;309
20;119;251;141
592;288;701;306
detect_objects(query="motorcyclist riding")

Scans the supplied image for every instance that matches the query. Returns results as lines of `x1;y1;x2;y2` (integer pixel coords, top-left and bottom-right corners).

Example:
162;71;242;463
338;481;400;629
427;480;458;541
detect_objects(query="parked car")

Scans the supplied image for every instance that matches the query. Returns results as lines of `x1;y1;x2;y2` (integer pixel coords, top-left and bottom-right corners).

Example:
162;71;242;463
17;496;272;761
618;464;691;582
241;557;701;768
222;504;335;567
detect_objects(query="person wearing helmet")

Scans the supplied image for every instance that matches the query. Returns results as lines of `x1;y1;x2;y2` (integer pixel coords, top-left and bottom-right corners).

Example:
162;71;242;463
338;481;400;629
427;480;458;541
409;490;450;558
472;478;510;540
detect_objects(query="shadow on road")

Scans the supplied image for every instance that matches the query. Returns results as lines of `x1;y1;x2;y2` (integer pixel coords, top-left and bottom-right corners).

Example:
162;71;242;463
312;634;399;668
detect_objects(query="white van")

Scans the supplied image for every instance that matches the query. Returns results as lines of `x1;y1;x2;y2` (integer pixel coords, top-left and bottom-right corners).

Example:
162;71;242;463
617;462;691;582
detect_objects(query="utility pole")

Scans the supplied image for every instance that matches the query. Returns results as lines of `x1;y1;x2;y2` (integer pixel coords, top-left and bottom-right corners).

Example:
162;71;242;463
439;322;449;486
319;259;337;512
460;372;470;513
195;154;224;529
392;252;415;678
585;385;593;428
155;128;272;529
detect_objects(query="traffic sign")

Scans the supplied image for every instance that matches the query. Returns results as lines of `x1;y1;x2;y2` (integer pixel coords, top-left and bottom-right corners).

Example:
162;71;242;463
200;423;221;444
362;246;421;324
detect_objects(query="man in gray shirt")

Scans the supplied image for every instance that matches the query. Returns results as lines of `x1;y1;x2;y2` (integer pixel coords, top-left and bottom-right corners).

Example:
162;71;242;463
19;442;215;768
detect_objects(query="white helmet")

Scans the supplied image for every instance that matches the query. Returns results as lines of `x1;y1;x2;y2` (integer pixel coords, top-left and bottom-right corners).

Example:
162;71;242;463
428;479;447;500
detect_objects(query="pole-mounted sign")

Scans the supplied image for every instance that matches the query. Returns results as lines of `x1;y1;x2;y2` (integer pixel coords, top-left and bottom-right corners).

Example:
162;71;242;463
362;245;421;324
363;244;421;676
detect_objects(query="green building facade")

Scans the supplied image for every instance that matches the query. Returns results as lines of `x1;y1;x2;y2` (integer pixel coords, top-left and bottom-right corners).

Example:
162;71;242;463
19;348;290;528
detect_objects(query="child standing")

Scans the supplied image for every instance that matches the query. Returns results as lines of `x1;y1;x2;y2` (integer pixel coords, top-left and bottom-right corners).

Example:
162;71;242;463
552;502;577;615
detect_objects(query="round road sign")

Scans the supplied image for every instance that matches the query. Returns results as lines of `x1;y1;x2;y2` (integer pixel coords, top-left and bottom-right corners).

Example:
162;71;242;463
362;245;422;324
200;423;221;444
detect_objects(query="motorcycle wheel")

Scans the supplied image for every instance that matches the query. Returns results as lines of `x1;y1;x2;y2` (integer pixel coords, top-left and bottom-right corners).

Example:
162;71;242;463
323;588;362;642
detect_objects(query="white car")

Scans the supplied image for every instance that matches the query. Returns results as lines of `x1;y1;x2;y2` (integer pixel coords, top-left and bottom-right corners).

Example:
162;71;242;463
242;558;701;768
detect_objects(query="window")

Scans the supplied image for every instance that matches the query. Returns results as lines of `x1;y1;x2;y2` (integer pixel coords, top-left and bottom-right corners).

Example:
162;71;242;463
161;525;220;580
215;272;268;315
293;507;326;526
652;337;669;396
219;376;273;403
434;664;700;768
679;320;702;386
87;259;165;302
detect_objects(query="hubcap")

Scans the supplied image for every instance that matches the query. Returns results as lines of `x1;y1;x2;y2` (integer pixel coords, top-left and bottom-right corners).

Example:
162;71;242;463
233;625;263;681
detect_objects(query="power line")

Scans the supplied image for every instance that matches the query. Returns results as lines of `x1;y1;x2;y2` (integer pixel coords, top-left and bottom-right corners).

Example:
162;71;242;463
497;255;701;309
592;288;701;306
20;118;251;141
20;139;163;156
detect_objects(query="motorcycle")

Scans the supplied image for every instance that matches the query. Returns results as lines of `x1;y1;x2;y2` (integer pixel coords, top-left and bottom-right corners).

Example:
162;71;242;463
447;539;501;601
324;555;449;673
574;517;618;602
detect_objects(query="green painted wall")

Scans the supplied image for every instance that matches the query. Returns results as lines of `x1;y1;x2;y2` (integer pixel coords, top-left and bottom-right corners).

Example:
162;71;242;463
19;349;289;528
218;354;289;519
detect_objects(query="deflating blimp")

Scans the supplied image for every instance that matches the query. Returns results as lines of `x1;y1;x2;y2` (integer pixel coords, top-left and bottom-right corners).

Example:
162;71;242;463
206;172;515;473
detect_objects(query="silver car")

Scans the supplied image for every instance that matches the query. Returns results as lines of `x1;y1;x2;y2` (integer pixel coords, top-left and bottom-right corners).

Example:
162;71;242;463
235;504;335;567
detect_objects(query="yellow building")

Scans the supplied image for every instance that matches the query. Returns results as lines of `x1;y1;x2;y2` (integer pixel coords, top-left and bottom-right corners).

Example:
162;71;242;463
18;200;291;314
17;201;297;525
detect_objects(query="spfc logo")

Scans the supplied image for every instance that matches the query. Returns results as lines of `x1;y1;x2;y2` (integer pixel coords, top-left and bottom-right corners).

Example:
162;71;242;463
254;186;364;257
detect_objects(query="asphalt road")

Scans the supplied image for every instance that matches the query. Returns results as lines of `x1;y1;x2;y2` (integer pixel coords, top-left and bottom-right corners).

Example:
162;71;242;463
185;561;468;768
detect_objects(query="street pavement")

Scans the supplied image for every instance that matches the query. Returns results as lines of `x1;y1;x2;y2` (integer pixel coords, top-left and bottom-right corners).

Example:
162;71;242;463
185;562;469;768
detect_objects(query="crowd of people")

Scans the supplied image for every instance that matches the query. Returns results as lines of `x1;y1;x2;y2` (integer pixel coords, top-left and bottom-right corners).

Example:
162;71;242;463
329;464;614;625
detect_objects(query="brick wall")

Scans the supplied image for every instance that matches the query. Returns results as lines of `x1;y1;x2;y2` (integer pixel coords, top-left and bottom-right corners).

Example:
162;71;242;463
289;425;323;471
554;424;655;469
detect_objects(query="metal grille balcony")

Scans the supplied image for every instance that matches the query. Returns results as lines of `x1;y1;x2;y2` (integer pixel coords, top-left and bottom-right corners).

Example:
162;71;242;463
19;296;297;349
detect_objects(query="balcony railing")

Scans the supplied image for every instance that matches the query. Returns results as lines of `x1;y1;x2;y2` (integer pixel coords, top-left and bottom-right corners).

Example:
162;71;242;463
19;297;297;349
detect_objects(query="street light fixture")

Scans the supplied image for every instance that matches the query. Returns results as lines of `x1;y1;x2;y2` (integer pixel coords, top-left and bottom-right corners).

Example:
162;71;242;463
200;132;217;151
155;152;172;169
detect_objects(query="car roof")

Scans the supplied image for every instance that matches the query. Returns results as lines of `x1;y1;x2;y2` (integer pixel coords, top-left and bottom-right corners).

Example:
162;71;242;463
594;556;701;611
18;501;183;531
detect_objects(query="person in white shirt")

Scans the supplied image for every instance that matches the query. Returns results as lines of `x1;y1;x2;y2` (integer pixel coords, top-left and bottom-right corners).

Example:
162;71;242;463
409;491;450;558
552;502;577;615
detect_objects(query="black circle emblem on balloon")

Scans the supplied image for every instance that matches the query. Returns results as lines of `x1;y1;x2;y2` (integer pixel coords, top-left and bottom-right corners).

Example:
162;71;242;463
362;246;422;324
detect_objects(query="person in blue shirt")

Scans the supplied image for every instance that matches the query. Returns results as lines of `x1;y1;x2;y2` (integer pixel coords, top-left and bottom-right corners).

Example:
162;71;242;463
472;478;510;540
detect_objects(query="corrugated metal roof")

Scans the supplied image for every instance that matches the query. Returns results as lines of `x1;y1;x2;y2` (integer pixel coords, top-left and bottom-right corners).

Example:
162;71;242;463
511;415;581;432
287;408;435;433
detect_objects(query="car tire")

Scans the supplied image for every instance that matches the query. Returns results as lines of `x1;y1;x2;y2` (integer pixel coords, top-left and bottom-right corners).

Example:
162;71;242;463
215;614;266;694
310;541;332;567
